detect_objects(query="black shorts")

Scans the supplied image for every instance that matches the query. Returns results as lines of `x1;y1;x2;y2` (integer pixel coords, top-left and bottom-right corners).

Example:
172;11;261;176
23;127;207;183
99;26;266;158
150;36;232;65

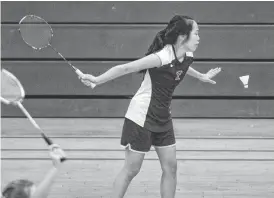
121;118;176;153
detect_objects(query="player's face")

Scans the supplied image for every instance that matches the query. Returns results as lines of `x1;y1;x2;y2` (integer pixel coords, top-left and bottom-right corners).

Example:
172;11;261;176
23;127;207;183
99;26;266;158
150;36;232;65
184;21;200;52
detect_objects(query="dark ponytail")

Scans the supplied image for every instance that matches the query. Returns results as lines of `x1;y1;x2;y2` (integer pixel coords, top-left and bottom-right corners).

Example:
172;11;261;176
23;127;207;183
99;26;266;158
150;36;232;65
146;15;194;56
139;15;194;73
145;29;166;56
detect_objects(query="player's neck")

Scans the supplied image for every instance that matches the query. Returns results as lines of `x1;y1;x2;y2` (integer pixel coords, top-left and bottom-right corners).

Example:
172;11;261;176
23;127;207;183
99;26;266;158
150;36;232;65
173;43;187;61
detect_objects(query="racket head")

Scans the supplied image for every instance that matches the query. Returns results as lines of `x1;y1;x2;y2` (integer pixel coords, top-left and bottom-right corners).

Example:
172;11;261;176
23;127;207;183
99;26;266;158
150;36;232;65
19;15;53;50
1;69;25;104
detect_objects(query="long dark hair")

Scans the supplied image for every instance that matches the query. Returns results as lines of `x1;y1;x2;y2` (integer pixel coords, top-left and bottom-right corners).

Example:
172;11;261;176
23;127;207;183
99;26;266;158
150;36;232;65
139;15;194;73
146;15;194;56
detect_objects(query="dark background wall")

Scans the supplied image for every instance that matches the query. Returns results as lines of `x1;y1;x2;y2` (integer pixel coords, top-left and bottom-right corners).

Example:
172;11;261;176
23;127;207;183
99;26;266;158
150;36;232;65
2;1;274;118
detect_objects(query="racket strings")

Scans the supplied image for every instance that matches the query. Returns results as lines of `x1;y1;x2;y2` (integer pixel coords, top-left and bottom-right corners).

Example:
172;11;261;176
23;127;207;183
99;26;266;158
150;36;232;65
19;15;53;50
1;70;25;103
1;69;57;148
17;15;93;88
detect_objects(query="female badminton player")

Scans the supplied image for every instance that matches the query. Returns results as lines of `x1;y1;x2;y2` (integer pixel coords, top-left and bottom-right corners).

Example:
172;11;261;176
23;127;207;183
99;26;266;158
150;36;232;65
80;15;221;198
2;144;66;198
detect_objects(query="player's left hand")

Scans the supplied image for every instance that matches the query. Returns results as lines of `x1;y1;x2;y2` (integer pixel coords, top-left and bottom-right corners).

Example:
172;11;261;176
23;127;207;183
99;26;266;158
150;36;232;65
199;67;221;84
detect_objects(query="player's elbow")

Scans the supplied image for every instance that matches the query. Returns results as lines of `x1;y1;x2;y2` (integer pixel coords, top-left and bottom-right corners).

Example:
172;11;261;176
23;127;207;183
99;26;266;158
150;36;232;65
116;64;135;75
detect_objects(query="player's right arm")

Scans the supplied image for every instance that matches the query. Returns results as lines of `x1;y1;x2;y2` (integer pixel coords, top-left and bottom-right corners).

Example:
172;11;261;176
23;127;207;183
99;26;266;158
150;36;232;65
80;54;162;86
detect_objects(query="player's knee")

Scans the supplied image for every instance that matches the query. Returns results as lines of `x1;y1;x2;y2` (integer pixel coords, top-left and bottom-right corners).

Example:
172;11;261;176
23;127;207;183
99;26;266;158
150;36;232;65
124;162;142;179
161;159;177;176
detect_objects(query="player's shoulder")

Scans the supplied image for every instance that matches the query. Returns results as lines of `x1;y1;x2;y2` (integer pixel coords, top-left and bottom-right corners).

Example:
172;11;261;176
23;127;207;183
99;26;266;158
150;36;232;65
161;45;194;57
155;45;194;66
160;44;173;58
155;44;174;65
159;45;194;60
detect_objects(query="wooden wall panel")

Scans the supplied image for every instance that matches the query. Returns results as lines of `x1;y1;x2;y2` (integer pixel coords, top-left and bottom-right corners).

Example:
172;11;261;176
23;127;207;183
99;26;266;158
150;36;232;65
1;1;273;120
2;61;274;96
1;99;273;118
2;25;274;59
2;2;274;23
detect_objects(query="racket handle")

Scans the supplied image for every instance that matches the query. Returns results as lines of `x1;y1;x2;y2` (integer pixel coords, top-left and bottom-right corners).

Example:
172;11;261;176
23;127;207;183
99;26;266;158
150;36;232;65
43;135;67;162
74;68;83;76
60;157;67;162
89;82;96;89
15;102;67;162
41;133;53;145
75;68;96;89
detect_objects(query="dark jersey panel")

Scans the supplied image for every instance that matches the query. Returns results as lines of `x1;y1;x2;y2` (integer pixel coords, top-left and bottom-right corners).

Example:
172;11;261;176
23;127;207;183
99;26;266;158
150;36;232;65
144;56;194;132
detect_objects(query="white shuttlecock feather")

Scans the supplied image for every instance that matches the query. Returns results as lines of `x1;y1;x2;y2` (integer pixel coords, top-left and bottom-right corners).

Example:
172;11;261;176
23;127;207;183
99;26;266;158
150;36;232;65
239;75;249;88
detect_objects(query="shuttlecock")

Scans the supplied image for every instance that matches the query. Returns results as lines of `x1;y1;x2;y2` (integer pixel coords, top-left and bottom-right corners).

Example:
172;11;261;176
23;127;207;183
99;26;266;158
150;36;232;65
239;75;249;88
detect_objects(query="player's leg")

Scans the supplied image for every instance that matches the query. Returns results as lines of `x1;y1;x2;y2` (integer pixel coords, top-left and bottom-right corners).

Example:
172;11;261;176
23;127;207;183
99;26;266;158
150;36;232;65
112;147;145;198
112;118;151;198
153;128;177;198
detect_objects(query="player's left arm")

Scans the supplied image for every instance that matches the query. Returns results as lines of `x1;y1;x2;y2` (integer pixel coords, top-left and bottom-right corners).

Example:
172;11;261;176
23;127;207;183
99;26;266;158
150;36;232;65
186;66;204;79
187;66;221;84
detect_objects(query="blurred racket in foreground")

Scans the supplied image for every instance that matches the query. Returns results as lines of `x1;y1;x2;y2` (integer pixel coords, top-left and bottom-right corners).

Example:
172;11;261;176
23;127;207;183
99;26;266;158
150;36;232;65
1;69;66;161
19;14;95;88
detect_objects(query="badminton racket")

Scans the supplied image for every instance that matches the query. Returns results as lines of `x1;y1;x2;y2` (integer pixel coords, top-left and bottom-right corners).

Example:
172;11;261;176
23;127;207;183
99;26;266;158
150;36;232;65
1;69;66;162
18;14;95;88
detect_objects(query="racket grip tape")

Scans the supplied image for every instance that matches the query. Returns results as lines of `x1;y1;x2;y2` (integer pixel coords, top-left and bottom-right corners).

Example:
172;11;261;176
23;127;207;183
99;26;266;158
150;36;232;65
60;157;67;162
75;69;96;89
75;68;84;77
41;133;53;145
42;134;67;162
15;102;67;163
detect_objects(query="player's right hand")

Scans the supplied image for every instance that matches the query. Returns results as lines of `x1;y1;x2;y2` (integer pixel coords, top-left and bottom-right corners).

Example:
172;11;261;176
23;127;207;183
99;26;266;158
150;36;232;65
49;144;67;168
80;74;97;83
79;74;97;88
